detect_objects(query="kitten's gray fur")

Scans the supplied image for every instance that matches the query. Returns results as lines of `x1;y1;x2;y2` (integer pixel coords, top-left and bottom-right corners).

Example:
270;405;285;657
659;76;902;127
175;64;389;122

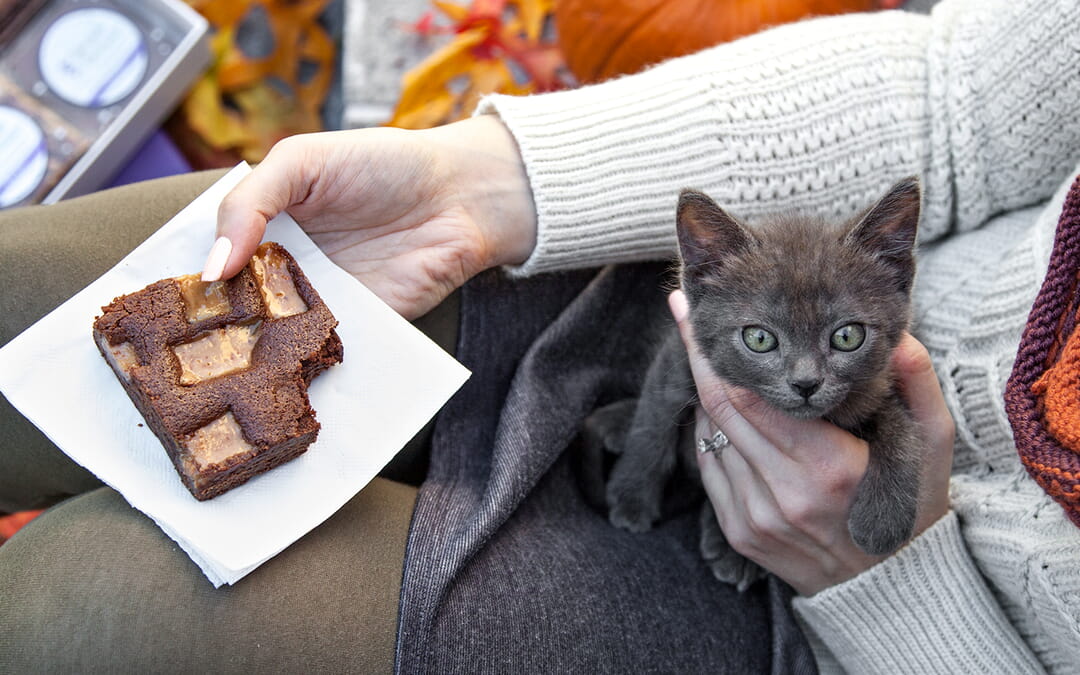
601;177;924;590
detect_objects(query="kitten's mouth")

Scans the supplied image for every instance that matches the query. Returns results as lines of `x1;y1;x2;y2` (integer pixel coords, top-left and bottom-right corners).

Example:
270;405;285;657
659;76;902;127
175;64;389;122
784;401;829;420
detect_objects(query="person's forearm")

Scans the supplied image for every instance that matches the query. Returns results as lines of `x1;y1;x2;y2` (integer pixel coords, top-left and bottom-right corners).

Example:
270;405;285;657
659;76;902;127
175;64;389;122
480;0;1080;277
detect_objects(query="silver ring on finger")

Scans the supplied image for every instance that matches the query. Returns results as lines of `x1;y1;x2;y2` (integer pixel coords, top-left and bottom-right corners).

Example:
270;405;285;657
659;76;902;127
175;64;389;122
697;429;731;455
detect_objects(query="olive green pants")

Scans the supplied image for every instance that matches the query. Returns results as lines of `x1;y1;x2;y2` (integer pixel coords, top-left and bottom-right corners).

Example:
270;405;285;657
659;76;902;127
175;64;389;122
0;172;452;672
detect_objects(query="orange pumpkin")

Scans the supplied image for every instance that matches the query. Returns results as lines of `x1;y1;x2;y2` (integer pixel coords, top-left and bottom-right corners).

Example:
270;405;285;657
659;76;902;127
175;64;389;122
555;0;885;84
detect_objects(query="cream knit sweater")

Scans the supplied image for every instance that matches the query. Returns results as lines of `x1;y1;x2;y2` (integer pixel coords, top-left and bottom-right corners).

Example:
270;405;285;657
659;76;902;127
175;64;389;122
478;0;1080;671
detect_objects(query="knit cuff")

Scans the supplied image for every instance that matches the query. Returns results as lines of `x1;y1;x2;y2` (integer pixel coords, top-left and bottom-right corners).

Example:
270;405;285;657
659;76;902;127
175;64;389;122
793;511;1041;674
477;10;933;277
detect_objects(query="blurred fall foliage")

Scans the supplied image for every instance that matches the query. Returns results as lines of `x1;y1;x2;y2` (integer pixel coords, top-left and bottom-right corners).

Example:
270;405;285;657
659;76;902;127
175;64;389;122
168;0;336;168
168;0;909;164
387;0;570;129
386;0;905;129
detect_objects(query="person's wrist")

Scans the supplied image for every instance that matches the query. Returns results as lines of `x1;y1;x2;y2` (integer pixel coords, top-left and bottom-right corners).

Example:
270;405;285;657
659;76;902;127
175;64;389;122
422;115;537;268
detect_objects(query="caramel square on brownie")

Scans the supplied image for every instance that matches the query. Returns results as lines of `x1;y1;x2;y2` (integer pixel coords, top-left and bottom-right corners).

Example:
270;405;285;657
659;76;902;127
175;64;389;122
93;242;343;500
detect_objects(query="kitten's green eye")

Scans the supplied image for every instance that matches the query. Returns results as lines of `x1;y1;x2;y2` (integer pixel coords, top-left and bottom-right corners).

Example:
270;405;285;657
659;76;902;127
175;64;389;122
831;324;866;352
742;326;778;353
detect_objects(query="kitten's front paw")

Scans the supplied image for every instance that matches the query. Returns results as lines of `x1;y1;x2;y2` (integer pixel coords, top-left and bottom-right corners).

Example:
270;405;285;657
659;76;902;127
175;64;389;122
581;399;636;457
607;491;662;533
700;505;765;592
707;551;765;593
848;489;917;556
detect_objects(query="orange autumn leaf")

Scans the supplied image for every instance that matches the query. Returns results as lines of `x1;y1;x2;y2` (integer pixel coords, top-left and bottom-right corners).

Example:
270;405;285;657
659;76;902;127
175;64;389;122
395;27;490;118
513;0;549;41
387;0;568;130
432;0;470;23
458;58;529;118
392;89;460;131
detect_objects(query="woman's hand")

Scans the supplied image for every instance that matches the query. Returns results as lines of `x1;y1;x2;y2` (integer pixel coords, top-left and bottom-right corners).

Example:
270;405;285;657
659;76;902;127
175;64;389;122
202;115;537;320
669;290;954;596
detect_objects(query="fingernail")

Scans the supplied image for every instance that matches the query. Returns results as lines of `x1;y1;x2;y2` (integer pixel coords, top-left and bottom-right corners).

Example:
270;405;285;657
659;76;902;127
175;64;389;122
668;290;689;322
202;236;232;281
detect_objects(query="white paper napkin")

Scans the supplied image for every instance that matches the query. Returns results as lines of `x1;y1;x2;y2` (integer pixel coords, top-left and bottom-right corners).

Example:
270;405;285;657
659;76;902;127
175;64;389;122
0;164;470;586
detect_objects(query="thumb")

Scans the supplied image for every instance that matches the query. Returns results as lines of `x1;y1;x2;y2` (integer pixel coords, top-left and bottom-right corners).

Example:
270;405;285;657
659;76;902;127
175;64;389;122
891;333;953;451
668;289;727;411
202;142;309;281
668;289;704;379
891;332;954;527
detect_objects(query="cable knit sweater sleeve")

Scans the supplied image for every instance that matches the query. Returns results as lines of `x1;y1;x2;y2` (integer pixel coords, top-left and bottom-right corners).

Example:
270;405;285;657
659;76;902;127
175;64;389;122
477;0;1080;278
793;512;1042;674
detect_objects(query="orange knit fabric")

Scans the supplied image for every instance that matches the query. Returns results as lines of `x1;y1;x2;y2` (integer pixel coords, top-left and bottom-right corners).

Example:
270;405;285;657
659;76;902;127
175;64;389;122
1006;173;1080;527
1032;311;1080;456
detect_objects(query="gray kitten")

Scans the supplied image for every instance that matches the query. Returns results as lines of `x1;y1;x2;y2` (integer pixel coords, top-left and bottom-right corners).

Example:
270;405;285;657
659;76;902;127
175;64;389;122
602;177;924;590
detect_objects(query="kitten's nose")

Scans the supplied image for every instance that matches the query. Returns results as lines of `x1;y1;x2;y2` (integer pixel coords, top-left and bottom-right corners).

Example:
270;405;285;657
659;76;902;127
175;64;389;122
790;378;821;399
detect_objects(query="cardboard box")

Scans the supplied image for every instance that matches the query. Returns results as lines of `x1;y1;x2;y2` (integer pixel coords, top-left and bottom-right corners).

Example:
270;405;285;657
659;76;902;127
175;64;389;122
0;0;209;208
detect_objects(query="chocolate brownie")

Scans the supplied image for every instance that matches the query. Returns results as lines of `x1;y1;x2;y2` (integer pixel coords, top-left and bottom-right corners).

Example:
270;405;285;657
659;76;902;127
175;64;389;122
93;242;343;500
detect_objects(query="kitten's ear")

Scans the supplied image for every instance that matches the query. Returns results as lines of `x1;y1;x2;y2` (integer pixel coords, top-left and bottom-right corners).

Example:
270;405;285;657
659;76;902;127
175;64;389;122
846;176;921;290
677;189;752;277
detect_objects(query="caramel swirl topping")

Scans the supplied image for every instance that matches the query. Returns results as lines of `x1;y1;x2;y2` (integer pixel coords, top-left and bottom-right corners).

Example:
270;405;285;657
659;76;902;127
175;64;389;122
177;274;230;322
184;411;254;468
172;322;262;385
251;243;308;318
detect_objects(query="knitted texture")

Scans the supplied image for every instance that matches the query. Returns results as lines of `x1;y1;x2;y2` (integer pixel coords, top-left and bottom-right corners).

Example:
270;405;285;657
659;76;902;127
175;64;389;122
793;511;1042;674
1033;331;1080;457
480;0;1080;278
1006;175;1080;528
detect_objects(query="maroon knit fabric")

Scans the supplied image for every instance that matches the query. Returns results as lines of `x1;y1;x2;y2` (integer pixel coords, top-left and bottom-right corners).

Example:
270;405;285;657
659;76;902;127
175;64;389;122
1005;174;1080;528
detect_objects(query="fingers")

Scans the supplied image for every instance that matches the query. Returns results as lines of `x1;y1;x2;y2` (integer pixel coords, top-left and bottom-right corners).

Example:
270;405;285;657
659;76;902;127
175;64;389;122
695;407;763;560
891;333;954;449
891;332;955;530
203;138;311;281
694;407;735;514
696;405;852;591
705;447;789;554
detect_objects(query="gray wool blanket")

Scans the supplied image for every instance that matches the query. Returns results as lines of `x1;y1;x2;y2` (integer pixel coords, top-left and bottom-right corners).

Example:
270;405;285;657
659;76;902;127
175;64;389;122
395;263;816;673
